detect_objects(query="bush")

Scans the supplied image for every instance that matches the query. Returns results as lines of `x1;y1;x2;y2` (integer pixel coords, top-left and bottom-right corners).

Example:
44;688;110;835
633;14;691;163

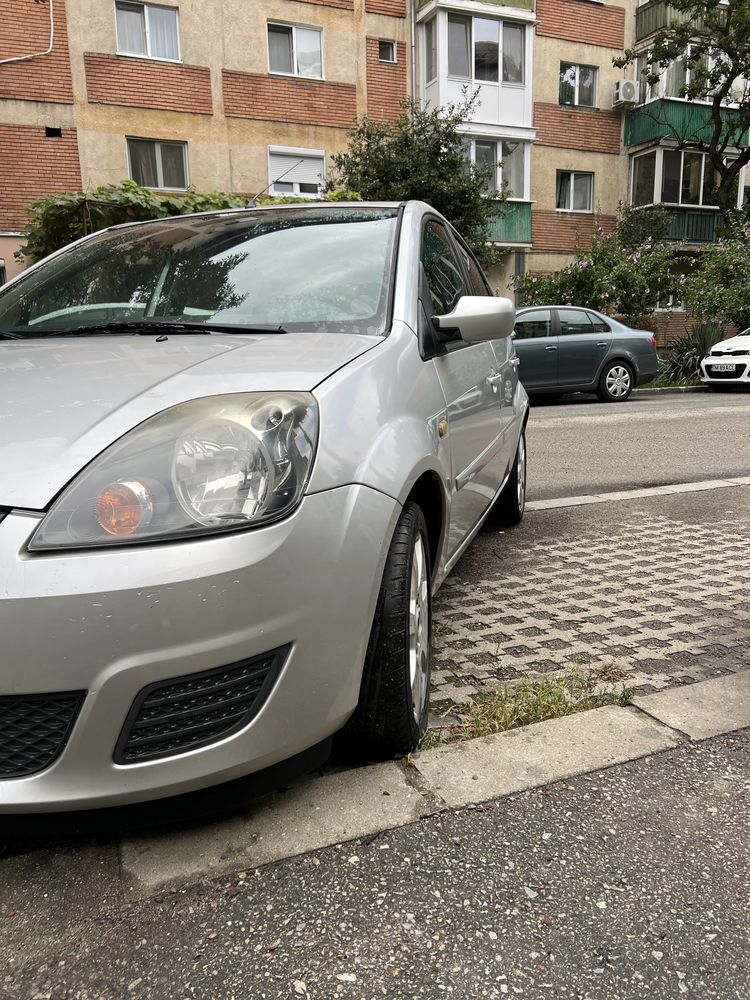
683;227;750;329
659;323;725;384
16;181;247;263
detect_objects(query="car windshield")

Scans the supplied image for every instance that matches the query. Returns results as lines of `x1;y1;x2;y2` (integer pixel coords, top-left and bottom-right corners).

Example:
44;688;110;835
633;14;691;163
0;206;400;337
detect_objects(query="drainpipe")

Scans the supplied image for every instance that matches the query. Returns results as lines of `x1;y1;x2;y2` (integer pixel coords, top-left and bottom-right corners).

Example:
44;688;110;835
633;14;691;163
0;0;54;64
409;0;417;110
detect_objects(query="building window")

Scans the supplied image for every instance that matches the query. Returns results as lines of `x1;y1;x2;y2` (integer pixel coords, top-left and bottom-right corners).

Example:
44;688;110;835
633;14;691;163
556;171;593;212
268;22;323;79
127;137;188;189
424;18;436;83
466;138;526;199
559;63;597;107
447;14;525;85
631;150;657;206
268;148;325;196
630;148;726;208
655;293;685;312
115;2;180;62
378;40;396;63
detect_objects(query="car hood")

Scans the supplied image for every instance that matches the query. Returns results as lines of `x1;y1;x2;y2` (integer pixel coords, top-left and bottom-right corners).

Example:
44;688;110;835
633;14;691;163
0;332;379;509
710;334;750;354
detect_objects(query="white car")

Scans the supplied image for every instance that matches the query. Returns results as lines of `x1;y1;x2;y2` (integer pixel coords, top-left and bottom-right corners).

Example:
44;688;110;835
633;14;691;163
700;330;750;387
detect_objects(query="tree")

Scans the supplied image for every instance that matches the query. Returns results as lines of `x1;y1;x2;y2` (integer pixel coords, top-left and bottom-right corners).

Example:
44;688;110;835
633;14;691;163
328;96;508;265
616;0;750;222
513;215;680;324
683;224;750;328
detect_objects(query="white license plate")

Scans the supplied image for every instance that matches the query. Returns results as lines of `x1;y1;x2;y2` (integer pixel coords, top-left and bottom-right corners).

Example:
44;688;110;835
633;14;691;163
710;364;736;372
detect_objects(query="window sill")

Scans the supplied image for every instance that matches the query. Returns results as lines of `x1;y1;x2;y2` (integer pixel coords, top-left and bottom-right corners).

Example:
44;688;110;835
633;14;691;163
555;208;594;214
116;51;183;65
558;103;599;111
268;70;324;82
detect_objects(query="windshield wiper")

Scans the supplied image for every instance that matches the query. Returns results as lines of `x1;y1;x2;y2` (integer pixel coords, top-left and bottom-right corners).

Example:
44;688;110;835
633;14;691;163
2;321;288;339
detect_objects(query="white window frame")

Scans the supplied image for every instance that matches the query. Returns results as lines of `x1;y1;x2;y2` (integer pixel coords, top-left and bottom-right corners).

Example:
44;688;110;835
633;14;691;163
629;146;742;209
423;17;437;83
378;39;397;63
126;137;189;191
655;293;686;312
114;1;181;63
639;45;724;105
555;170;594;213
465;136;530;201
267;21;324;80
446;14;525;87
559;62;598;108
267;145;325;198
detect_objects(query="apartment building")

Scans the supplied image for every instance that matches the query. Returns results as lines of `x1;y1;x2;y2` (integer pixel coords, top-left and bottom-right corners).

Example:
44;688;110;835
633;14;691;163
0;0;410;279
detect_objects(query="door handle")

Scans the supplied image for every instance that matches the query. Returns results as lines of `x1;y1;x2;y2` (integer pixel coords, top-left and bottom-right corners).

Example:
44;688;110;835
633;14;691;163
486;373;503;387
545;345;557;352
510;358;520;368
596;341;608;348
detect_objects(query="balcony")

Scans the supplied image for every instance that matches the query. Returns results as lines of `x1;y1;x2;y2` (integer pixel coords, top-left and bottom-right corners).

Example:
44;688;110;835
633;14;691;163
624;99;747;148
635;1;720;41
665;207;722;243
487;200;531;244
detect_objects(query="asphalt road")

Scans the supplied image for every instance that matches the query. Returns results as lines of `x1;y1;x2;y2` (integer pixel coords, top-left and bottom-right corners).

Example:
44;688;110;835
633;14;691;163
527;390;750;500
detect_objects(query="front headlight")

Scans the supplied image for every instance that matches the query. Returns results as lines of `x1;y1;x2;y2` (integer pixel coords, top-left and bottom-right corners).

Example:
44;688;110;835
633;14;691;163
29;393;318;550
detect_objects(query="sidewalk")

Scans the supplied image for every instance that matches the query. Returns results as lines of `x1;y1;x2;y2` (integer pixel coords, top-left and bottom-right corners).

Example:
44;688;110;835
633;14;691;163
2;673;750;1000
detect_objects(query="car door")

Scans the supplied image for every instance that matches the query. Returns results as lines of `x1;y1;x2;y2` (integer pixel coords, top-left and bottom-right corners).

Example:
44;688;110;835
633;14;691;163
420;220;505;557
556;308;613;387
512;308;557;390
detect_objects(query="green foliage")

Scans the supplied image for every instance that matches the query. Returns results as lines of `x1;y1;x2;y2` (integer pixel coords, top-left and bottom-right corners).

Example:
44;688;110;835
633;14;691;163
513;219;680;323
615;202;673;247
328;95;508;266
255;189;362;205
659;322;726;384
616;0;750;219
683;227;750;328
17;180;246;262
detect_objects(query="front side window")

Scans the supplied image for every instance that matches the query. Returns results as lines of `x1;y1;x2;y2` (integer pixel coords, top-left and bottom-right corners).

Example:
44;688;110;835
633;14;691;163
556;171;593;212
559;63;597;107
514;309;552;339
268;149;324;196
268;22;322;79
421;221;469;317
127;137;187;189
115;1;180;61
447;15;525;85
0;208;400;337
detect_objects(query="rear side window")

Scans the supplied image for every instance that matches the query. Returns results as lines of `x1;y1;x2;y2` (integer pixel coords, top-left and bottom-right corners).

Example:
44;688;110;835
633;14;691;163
514;309;552;339
421;221;470;315
586;311;610;333
559;309;593;335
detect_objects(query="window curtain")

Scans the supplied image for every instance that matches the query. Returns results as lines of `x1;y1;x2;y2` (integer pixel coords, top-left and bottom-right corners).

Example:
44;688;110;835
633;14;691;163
447;15;471;78
501;141;524;198
116;2;146;54
556;172;571;209
148;6;179;60
127;139;159;187
502;24;524;83
268;25;293;74
295;28;322;78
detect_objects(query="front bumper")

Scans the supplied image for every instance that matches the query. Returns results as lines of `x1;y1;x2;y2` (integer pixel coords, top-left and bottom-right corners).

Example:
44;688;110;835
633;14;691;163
699;358;750;384
0;485;399;812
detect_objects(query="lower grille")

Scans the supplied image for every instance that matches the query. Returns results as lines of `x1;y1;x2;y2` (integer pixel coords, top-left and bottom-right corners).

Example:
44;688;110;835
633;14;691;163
0;692;85;778
705;365;747;380
114;647;288;764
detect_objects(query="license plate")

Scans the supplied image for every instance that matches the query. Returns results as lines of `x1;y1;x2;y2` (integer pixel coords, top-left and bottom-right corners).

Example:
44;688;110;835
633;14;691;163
710;364;735;372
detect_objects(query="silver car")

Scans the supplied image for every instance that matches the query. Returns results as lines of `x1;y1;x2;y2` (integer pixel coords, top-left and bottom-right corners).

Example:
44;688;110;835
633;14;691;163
0;202;528;811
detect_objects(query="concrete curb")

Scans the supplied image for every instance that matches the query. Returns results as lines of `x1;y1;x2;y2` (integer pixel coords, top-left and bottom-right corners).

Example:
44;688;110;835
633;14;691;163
526;477;750;512
632;386;704;395
117;672;750;899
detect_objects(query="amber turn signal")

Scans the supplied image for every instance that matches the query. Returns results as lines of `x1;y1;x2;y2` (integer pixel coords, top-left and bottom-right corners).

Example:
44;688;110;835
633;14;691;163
95;481;154;536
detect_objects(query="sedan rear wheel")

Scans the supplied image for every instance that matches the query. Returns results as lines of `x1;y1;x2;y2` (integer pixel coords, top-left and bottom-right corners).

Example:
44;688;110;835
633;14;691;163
338;502;432;760
597;360;634;402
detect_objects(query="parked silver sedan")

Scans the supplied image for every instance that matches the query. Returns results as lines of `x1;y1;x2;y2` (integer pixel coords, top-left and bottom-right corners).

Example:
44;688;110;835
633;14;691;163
0;202;528;811
513;305;659;401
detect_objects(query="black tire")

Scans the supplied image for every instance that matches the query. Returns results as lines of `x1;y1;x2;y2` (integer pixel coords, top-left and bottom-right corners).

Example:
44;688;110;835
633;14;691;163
597;360;634;402
338;502;432;761
491;430;526;527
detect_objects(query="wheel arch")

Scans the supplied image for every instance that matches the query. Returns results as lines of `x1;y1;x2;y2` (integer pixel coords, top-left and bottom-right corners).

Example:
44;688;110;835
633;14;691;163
404;470;446;579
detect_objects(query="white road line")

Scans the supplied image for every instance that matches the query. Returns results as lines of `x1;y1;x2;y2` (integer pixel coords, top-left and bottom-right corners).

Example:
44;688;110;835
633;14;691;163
527;478;750;511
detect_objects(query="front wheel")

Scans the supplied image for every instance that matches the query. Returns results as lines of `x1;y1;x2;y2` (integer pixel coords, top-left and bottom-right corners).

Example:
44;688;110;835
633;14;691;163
597;361;634;402
338;502;432;760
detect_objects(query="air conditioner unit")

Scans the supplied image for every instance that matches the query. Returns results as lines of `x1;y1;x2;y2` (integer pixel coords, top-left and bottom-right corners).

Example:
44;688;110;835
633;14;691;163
613;79;639;108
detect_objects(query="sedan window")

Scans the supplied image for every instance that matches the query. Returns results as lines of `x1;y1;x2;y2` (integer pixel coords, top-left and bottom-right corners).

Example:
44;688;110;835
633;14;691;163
421;222;470;316
514;309;552;339
558;309;594;335
586;312;611;333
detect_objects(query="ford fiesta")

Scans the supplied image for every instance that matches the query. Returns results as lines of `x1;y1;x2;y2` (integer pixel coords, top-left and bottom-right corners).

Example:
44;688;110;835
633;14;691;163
0;202;528;812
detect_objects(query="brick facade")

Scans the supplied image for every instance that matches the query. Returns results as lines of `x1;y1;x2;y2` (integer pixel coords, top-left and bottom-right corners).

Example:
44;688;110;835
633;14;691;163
365;0;407;16
366;39;407;122
531;210;616;252
0;125;81;230
534;103;622;155
0;0;73;103
222;71;357;128
84;53;213;115
536;0;625;49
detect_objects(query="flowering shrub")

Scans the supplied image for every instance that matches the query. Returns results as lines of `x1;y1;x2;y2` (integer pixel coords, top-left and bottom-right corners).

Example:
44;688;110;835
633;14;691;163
683;227;750;330
513;224;680;324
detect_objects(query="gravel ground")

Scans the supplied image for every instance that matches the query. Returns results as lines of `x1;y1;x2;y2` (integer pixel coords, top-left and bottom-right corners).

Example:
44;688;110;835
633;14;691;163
3;730;750;1000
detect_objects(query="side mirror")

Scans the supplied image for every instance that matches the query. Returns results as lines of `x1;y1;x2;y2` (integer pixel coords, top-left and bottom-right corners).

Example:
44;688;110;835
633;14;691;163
435;296;516;344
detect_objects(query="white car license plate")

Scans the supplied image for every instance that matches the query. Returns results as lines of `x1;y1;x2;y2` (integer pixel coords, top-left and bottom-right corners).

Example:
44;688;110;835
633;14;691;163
711;364;735;372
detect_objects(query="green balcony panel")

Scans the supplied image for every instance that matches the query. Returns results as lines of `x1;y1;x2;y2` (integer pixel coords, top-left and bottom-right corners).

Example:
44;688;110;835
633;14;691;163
625;99;748;148
487;200;531;244
665;208;722;242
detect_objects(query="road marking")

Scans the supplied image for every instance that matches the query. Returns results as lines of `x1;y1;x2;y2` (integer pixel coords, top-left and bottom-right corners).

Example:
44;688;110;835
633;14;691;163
527;477;750;510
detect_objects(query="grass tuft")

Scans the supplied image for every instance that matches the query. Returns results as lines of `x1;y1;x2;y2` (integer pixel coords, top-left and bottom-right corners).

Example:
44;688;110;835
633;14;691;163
419;670;633;751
